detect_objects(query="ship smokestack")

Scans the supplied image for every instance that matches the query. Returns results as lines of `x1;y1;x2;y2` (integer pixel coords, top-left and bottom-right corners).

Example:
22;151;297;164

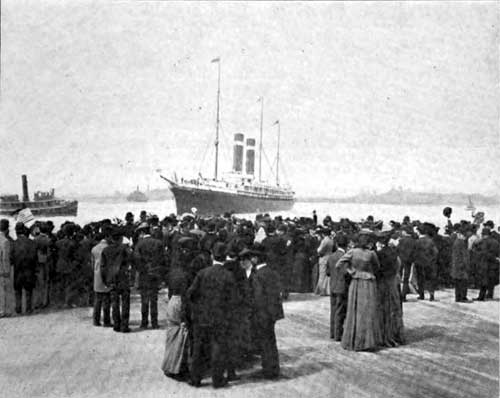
232;133;244;173
245;138;255;175
22;175;29;202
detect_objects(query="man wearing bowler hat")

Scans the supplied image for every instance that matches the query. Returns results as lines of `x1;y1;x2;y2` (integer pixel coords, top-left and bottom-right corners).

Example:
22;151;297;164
250;244;284;379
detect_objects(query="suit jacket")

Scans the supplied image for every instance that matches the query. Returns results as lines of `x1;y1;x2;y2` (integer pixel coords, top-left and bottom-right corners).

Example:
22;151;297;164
186;263;236;328
55;237;78;274
134;236;166;288
91;239;110;293
0;232;11;278
414;236;438;270
101;242;132;290
252;264;284;324
11;235;38;289
451;237;470;280
326;248;348;294
397;236;416;266
262;235;287;272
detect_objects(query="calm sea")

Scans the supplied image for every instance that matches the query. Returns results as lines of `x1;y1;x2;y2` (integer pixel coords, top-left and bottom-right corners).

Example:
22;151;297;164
7;199;498;233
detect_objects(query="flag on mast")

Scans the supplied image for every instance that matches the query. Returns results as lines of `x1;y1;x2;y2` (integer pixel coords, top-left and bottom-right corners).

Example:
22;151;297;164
211;57;220;63
273;120;280;125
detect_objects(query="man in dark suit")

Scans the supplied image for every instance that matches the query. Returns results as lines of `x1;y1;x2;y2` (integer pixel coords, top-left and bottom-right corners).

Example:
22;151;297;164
186;242;236;388
11;223;38;314
134;223;166;329
414;223;439;301
101;227;132;333
250;245;284;379
474;227;500;300
326;234;349;341
398;226;416;301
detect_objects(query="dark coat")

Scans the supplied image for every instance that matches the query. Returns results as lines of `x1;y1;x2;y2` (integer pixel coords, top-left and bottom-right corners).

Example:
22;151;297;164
262;235;287;272
326;248;349;295
11;235;38;290
414;236;438;270
101;243;132;290
134;236;166;288
397;236;415;266
186;263;237;328
475;236;500;286
252;264;284;325
451;237;470;280
55;237;78;274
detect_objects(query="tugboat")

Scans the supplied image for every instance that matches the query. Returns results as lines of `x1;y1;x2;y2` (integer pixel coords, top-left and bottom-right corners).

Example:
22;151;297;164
0;175;78;217
127;186;148;202
160;58;295;216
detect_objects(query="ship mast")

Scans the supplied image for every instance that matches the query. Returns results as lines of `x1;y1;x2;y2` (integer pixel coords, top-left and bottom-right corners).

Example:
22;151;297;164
275;120;280;187
212;57;221;180
259;97;264;182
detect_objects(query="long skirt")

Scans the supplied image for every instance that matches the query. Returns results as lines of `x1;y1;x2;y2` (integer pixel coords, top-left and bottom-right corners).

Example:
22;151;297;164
314;257;330;296
341;278;382;351
0;274;15;317
378;277;405;347
161;296;189;375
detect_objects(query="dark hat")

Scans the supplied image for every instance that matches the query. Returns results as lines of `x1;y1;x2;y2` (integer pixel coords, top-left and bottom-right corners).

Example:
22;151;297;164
15;221;25;233
0;219;9;232
484;220;495;229
238;247;255;259
110;226;124;240
443;207;452;218
136;222;150;233
212;242;227;260
125;212;134;220
277;224;288;233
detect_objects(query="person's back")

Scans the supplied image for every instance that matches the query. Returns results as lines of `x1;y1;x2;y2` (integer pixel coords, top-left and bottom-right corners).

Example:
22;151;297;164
188;264;235;327
414;236;437;268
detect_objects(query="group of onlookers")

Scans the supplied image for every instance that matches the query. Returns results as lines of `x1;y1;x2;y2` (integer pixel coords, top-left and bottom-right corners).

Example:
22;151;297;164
0;208;498;387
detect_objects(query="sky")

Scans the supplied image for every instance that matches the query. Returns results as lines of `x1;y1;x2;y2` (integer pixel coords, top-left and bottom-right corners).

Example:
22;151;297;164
1;1;499;198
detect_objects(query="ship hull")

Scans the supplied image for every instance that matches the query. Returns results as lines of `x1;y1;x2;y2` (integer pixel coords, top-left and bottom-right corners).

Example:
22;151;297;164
0;200;78;217
170;185;294;215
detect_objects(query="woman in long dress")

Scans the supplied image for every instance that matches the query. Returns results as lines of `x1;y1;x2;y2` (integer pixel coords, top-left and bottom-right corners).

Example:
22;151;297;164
315;229;334;296
375;235;405;347
338;232;382;351
161;267;190;381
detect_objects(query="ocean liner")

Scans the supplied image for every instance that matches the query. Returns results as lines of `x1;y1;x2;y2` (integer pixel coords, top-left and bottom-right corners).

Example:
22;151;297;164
161;58;295;216
0;175;78;217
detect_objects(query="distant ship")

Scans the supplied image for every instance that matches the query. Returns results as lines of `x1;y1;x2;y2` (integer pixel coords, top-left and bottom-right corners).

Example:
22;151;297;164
127;186;148;202
0;175;78;217
161;58;295;216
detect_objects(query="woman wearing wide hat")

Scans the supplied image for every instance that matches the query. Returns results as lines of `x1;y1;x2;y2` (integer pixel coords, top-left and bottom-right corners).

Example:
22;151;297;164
337;230;382;351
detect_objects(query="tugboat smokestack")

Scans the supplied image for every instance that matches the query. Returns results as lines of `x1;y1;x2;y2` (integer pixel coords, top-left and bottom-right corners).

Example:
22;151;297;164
245;138;255;175
232;133;244;173
22;175;29;202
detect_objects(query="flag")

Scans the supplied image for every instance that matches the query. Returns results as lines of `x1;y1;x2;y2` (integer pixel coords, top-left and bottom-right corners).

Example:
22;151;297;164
273;120;280;125
16;208;35;226
211;57;220;63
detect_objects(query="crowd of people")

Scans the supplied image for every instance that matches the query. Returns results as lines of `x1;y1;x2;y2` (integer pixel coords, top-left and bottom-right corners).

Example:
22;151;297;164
0;207;499;387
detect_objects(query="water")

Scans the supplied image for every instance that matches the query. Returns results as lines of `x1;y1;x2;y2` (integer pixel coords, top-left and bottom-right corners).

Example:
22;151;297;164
7;199;498;233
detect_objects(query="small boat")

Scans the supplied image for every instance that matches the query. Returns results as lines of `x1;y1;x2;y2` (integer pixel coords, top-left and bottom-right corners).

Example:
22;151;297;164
0;175;78;217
